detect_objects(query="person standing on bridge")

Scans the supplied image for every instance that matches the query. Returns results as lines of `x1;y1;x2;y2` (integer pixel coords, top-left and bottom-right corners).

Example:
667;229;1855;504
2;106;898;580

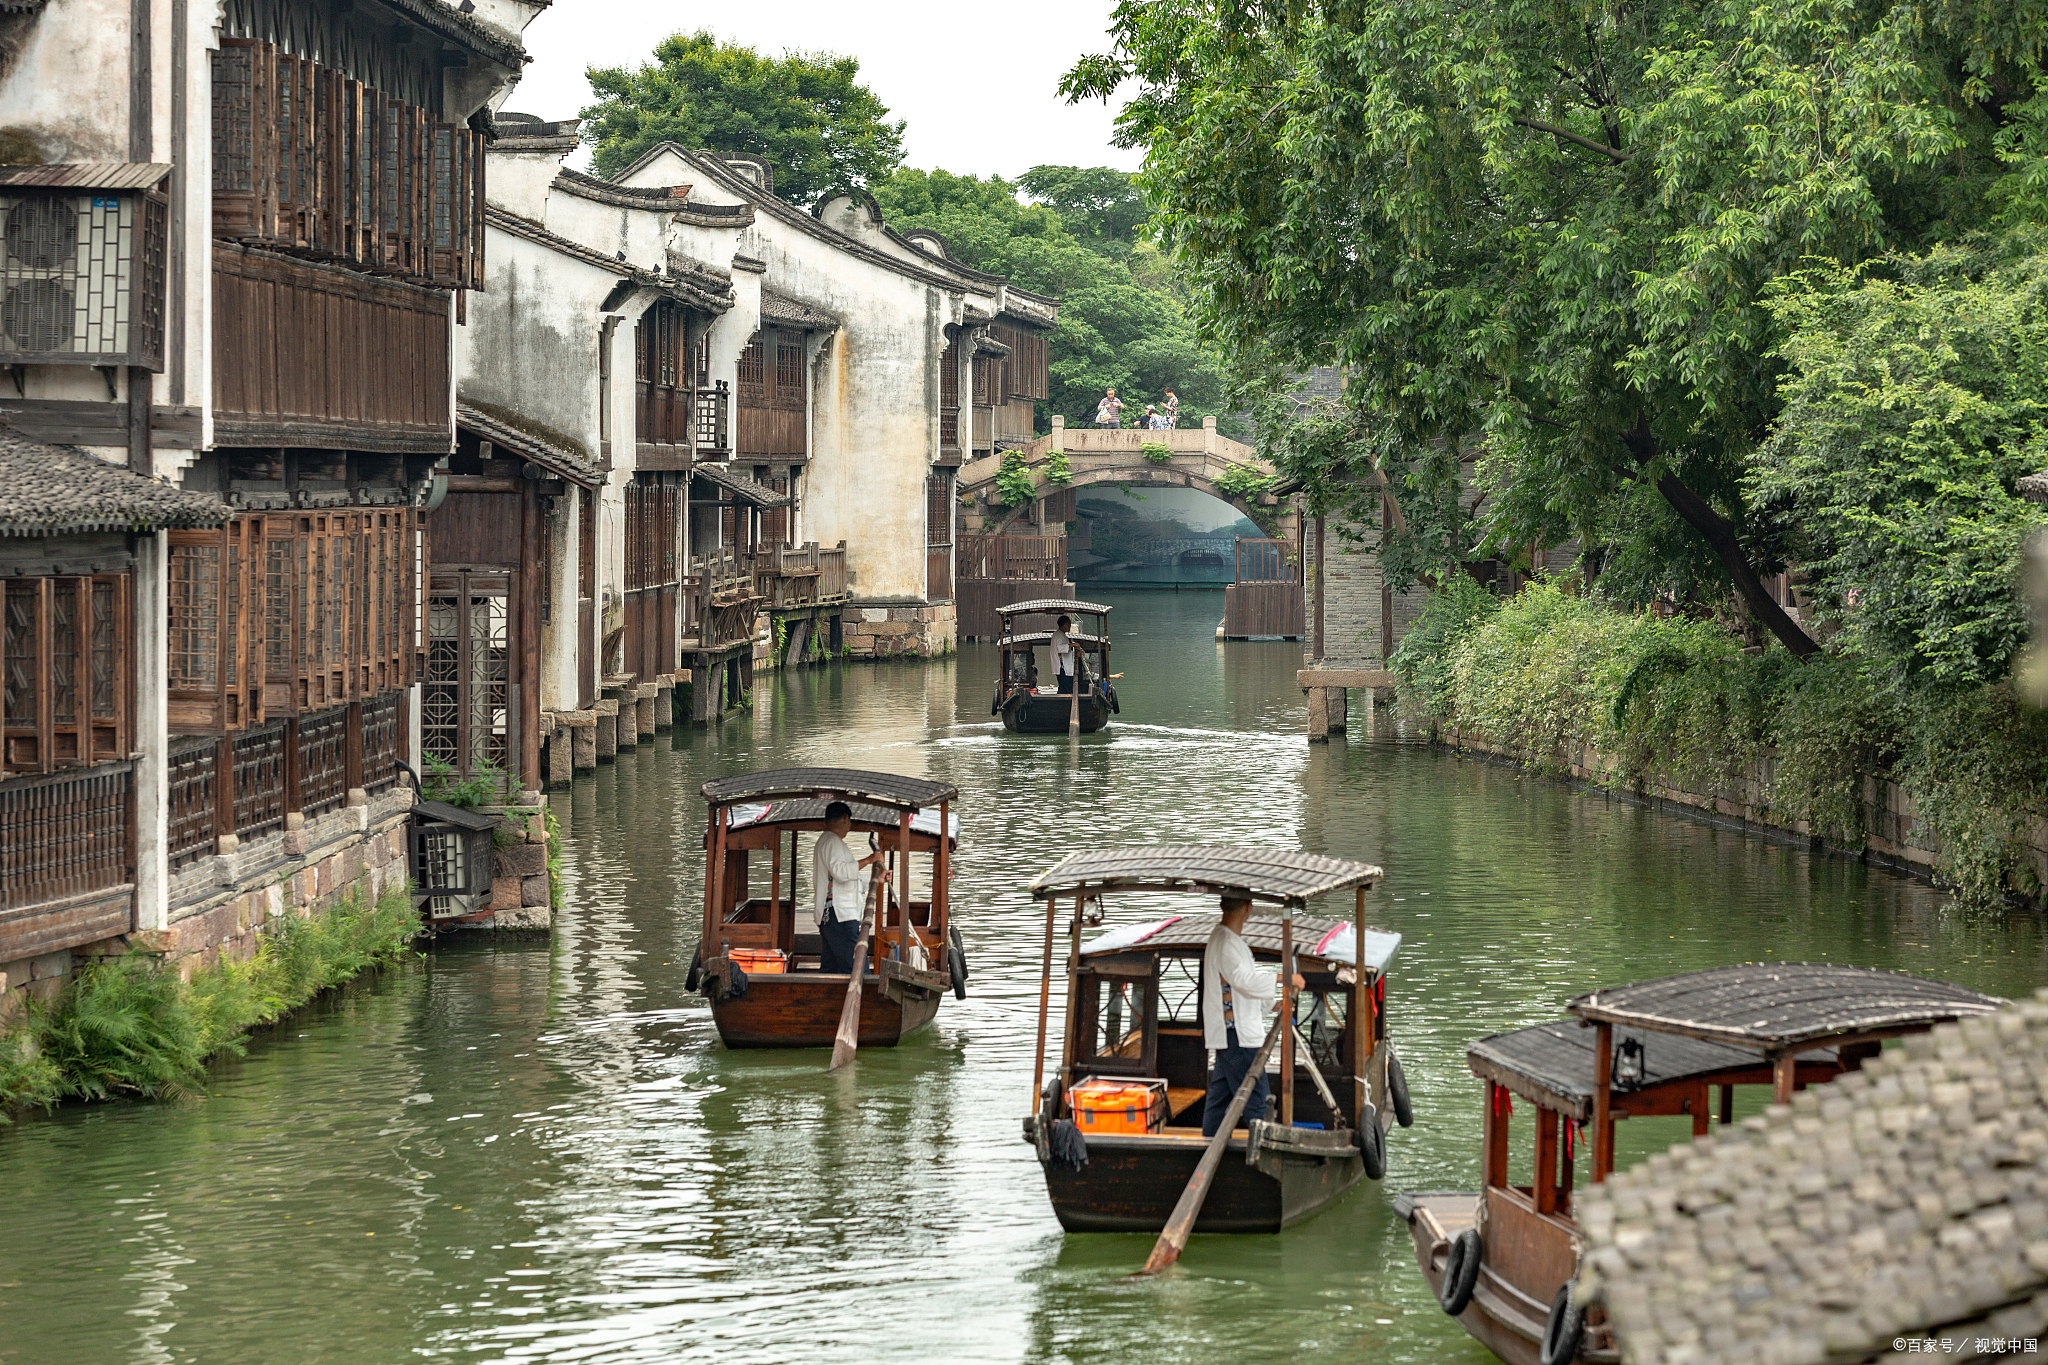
1095;388;1124;429
1163;387;1180;428
1145;405;1170;430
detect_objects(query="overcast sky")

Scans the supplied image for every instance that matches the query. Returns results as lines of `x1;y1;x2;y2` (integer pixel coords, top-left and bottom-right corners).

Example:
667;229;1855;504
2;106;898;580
505;0;1141;181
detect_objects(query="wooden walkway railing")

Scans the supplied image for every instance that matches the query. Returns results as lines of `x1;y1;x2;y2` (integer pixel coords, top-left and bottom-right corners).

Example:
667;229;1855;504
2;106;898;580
958;534;1067;582
0;763;132;911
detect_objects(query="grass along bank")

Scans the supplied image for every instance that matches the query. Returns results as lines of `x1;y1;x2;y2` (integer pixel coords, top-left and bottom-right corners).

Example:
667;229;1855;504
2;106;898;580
1391;579;2048;909
0;880;420;1118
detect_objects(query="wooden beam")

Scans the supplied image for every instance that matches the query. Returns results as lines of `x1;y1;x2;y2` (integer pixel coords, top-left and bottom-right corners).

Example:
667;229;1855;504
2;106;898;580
1483;1081;1510;1188
1592;1021;1613;1182
1534;1106;1559;1214
1298;669;1397;690
1773;1052;1796;1105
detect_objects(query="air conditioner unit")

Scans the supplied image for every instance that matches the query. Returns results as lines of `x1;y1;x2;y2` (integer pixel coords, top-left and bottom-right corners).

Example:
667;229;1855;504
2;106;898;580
0;165;168;369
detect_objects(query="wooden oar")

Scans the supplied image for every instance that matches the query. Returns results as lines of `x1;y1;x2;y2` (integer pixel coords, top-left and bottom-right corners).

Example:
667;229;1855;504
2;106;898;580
1140;1023;1284;1275
827;863;884;1071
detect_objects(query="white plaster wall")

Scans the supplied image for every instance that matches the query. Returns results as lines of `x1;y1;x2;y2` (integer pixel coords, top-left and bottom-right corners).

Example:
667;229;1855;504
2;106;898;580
619;148;993;602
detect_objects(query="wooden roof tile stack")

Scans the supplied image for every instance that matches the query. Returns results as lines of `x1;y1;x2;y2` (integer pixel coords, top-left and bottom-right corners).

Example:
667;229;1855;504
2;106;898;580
1577;989;2048;1364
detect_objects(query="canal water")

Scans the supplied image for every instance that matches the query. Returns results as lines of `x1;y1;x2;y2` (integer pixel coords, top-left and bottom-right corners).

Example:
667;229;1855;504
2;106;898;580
6;589;2045;1365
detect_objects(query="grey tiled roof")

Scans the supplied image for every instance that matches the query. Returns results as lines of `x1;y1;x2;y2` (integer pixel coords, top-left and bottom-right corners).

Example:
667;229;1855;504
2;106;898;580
1578;989;2048;1365
759;290;839;330
1028;846;1384;905
0;425;229;536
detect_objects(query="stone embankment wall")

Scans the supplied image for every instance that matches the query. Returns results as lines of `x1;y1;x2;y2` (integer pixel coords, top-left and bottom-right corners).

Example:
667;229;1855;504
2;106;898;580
2;786;418;1021
1435;726;2048;895
842;604;955;659
456;799;554;933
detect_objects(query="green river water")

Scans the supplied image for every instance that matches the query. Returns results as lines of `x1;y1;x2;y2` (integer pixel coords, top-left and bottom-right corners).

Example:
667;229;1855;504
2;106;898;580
5;588;2045;1365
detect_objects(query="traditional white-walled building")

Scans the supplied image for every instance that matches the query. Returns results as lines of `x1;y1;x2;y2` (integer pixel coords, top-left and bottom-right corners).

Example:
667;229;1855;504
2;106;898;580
610;145;1057;660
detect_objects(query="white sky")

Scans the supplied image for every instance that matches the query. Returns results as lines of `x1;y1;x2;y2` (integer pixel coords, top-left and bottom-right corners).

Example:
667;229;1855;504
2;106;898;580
505;0;1141;181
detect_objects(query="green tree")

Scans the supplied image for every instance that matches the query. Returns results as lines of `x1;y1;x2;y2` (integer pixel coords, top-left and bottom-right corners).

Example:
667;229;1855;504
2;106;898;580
872;167;1221;430
583;32;905;204
1017;165;1151;252
1065;0;2048;654
1751;236;2048;684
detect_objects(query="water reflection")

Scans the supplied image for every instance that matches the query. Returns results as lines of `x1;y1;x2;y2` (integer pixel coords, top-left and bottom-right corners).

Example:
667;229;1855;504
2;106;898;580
2;589;2042;1365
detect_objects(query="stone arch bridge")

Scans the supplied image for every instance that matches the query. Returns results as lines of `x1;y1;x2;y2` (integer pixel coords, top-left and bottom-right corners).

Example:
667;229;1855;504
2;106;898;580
955;418;1294;541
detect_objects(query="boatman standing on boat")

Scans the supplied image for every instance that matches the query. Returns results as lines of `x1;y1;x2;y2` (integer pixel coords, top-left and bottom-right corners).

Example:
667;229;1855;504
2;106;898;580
1201;897;1305;1137
813;802;886;975
1051;614;1078;695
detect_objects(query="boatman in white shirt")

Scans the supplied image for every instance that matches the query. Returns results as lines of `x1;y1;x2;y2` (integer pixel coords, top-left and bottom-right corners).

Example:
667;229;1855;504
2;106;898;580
812;801;885;975
1201;896;1306;1137
1051;614;1079;695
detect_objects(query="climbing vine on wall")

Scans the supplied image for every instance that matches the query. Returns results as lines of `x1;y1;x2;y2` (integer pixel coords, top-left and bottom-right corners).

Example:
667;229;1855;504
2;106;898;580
994;450;1036;506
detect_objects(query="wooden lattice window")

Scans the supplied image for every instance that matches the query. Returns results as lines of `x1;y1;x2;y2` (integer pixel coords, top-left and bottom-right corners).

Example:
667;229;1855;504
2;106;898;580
636;301;692;445
1;575;130;776
927;470;955;549
623;476;681;590
168;511;413;734
737;331;766;402
214;39;479;286
423;574;508;777
231;721;288;839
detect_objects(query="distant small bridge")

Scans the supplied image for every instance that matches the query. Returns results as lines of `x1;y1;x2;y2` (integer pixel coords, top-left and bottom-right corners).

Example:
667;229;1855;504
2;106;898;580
956;418;1294;542
1139;536;1236;565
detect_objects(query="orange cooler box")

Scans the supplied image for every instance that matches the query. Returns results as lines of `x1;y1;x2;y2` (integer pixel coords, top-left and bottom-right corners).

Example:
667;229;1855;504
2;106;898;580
729;948;788;974
1068;1077;1169;1134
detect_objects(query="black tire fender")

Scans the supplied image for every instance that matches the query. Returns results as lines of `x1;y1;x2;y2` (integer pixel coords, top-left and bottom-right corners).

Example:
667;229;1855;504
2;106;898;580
685;944;702;994
948;945;968;1000
948;923;969;980
1539;1283;1584;1365
1439;1229;1482;1316
1387;1047;1414;1129
1353;1104;1387;1179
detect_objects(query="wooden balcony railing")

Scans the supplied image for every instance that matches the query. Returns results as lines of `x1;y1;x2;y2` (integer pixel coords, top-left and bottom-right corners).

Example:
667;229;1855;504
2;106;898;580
295;704;351;817
684;547;762;651
0;763;132;912
749;542;853;610
168;736;220;868
1235;537;1299;583
958;533;1067;582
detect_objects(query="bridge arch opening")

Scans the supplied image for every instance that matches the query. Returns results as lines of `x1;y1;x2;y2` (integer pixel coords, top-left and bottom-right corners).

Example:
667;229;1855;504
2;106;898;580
1071;484;1273;587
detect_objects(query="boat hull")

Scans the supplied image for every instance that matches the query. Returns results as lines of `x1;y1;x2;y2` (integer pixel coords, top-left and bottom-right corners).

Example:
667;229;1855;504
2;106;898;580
1002;692;1111;734
710;973;942;1049
1039;1128;1362;1233
1396;1190;1618;1365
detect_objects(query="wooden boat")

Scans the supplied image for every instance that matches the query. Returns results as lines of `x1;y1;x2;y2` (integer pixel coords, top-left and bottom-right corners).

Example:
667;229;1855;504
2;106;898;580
991;598;1118;734
1021;846;1407;1234
1398;964;2003;1364
692;767;963;1050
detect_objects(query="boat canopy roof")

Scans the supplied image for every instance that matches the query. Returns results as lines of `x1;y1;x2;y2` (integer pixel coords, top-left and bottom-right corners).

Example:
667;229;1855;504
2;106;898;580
1567;963;2001;1054
1082;912;1400;974
728;798;959;843
999;630;1106;648
1468;1020;1822;1122
1029;846;1382;907
701;767;958;811
996;598;1112;618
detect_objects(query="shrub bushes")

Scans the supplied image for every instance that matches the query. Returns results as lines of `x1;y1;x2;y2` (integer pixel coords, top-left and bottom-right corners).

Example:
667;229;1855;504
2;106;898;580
0;880;419;1117
1393;580;2048;908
